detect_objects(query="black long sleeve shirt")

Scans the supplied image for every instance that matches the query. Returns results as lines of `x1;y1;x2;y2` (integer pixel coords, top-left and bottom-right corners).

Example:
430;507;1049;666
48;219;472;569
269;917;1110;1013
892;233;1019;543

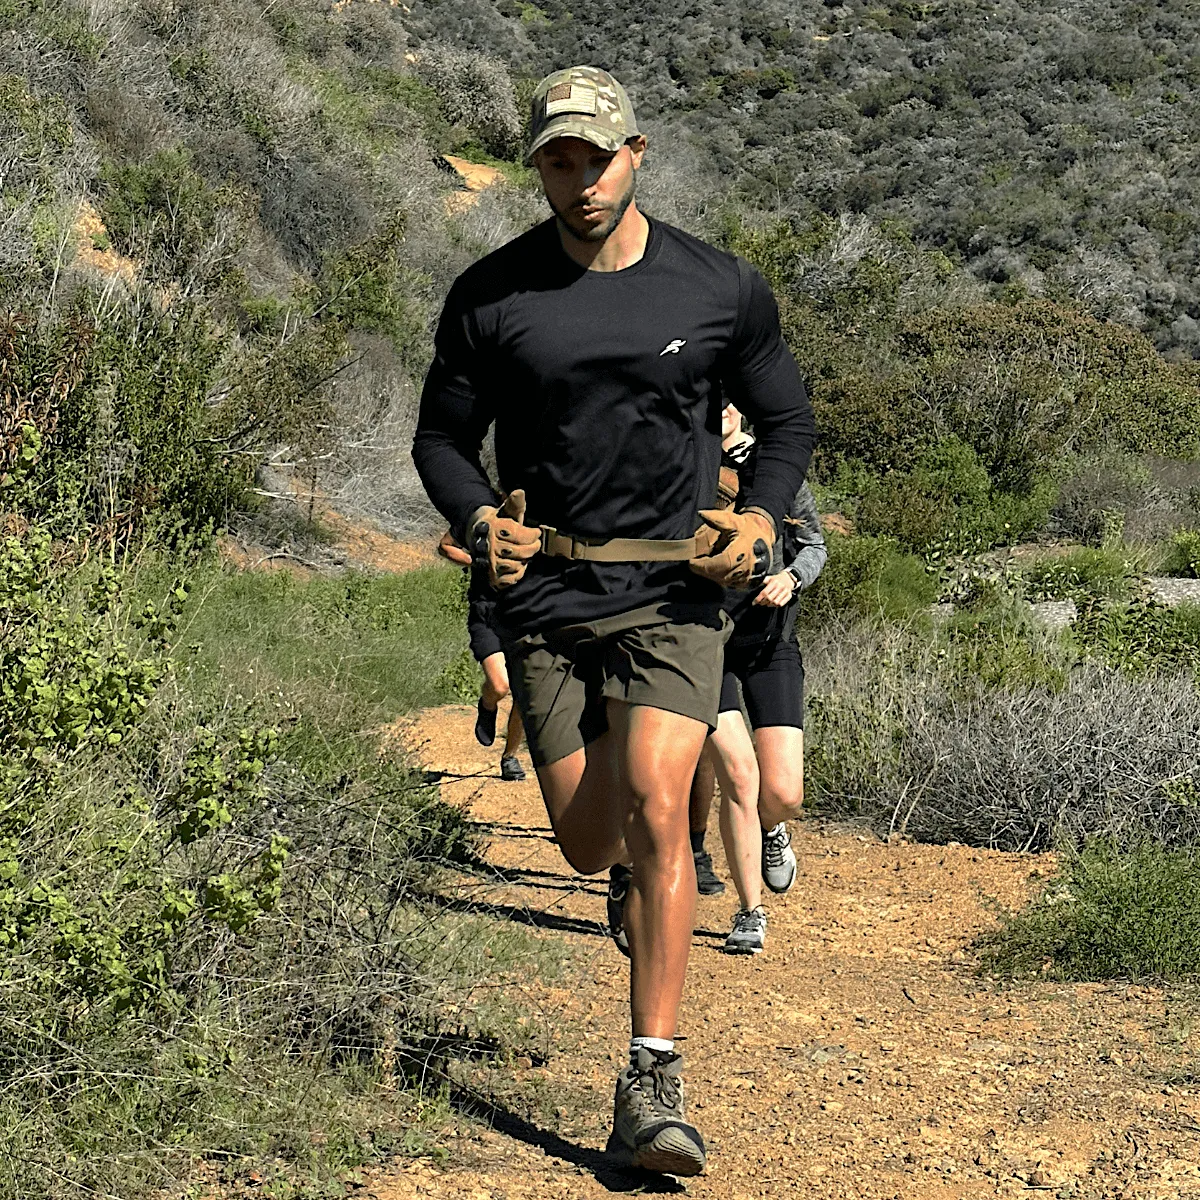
413;217;815;634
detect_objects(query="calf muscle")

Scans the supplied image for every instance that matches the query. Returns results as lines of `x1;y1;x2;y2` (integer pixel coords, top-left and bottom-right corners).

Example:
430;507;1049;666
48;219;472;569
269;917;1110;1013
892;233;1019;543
610;703;707;1038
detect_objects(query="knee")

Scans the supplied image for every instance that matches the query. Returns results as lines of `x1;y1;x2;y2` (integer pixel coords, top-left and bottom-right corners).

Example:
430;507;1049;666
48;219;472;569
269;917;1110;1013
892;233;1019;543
625;787;687;856
725;761;759;806
762;775;804;820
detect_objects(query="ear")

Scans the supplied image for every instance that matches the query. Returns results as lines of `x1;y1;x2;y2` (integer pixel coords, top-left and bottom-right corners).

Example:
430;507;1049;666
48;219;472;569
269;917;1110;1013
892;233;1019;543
627;134;647;169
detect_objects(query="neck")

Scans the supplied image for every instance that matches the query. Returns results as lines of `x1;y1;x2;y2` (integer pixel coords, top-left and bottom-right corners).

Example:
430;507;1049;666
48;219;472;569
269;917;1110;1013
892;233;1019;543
723;430;753;453
557;203;650;272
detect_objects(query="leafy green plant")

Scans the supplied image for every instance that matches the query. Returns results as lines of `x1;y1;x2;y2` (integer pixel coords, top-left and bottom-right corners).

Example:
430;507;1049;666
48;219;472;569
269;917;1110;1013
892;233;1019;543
1072;598;1200;674
978;839;1200;981
1021;547;1136;603
1163;529;1200;578
801;532;936;626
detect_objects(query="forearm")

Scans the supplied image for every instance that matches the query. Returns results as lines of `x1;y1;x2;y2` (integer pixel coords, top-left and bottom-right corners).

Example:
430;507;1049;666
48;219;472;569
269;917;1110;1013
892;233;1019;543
787;543;827;591
412;428;499;541
412;347;501;540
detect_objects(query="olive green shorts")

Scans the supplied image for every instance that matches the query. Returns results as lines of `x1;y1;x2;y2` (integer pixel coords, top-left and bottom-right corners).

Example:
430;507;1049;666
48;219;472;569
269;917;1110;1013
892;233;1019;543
502;602;731;768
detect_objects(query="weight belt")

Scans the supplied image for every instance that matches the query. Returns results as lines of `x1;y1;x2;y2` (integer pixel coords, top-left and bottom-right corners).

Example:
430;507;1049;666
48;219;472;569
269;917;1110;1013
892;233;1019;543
540;526;698;562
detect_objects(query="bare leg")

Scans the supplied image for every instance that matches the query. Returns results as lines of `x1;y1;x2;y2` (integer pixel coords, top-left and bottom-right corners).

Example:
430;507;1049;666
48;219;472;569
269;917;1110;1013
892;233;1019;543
480;652;510;710
707;711;762;912
609;702;707;1039
502;706;524;758
535;734;626;875
688;748;716;840
754;727;805;829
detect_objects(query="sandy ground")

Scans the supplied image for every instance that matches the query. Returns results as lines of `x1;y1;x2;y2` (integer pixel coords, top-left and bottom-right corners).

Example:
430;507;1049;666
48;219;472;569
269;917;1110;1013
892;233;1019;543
366;702;1200;1200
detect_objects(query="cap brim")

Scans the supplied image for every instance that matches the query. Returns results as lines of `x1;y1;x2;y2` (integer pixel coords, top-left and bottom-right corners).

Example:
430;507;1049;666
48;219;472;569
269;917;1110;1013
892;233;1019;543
525;121;625;164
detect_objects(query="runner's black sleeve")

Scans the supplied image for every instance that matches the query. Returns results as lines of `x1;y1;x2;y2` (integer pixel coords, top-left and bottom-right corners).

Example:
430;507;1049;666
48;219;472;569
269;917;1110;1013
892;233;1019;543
722;264;816;531
412;279;501;539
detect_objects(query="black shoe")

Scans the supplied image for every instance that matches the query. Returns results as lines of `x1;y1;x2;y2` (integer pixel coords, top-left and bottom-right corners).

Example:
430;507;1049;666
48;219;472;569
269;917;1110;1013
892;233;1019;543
500;754;526;781
475;697;497;747
607;865;631;958
693;849;725;895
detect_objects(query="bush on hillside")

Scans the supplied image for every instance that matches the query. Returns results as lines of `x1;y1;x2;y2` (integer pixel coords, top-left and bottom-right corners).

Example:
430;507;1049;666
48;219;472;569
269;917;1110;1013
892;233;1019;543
799;532;935;627
805;622;1200;851
417;43;521;159
1164;529;1200;578
1020;547;1137;604
728;220;1200;510
853;436;1056;552
979;840;1200;982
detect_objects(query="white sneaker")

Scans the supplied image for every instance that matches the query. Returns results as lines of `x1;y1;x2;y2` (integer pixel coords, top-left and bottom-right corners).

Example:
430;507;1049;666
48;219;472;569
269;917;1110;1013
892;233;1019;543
724;906;767;955
761;822;796;894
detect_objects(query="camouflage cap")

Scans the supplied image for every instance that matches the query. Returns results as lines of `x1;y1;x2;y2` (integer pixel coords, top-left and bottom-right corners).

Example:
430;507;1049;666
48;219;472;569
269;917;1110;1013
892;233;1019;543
526;65;640;163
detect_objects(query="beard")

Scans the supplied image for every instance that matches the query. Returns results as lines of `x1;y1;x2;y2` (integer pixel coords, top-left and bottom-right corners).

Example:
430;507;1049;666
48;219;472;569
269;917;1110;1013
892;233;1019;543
550;173;637;243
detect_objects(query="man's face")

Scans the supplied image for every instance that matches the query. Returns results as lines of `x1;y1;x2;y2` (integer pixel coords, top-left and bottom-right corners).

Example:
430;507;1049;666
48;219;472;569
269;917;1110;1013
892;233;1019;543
534;135;646;242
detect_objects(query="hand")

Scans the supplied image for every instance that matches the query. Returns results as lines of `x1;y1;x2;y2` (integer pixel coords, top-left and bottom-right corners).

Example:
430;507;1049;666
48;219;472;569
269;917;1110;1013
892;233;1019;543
468;489;541;589
752;570;796;607
688;507;775;589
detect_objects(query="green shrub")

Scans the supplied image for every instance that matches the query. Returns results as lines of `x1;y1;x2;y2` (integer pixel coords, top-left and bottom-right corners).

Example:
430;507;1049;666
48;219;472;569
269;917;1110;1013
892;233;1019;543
801;533;936;626
855;437;1056;551
10;305;248;544
99;148;249;288
944;604;1069;692
1163;529;1200;578
978;840;1200;981
1021;546;1136;603
1072;598;1200;674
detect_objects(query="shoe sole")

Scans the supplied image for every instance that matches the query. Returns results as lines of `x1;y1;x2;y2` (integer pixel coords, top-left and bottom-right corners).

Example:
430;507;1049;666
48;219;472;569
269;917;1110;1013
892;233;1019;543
606;1129;706;1176
723;941;763;955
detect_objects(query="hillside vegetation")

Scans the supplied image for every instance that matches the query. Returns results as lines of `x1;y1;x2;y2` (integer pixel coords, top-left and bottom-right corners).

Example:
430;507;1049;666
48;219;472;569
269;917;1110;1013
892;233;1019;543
4;0;1200;1194
410;0;1200;356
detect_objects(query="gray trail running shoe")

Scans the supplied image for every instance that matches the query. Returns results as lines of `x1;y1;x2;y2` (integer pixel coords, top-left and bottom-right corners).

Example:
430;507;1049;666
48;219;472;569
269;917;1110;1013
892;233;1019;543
607;864;631;957
761;821;797;894
724;906;767;955
606;1047;706;1176
693;848;725;895
500;754;526;781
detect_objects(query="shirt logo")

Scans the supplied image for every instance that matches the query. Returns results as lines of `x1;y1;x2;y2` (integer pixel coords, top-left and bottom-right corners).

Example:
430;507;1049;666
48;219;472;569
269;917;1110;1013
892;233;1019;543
659;339;687;356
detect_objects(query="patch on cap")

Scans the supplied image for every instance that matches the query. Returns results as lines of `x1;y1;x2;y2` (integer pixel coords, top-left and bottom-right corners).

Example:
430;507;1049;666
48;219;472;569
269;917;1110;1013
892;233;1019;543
545;81;598;117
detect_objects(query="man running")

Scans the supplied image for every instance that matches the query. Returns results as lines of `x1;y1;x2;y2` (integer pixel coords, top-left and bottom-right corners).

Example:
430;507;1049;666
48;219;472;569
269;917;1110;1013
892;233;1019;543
413;65;814;1176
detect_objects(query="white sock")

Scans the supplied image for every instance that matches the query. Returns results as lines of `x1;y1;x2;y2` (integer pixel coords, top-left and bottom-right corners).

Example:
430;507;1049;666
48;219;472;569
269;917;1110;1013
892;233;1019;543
630;1036;674;1061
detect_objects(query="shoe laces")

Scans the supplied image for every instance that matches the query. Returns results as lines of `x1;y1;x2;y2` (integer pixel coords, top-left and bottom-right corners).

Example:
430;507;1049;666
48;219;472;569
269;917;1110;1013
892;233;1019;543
732;906;765;934
633;1053;681;1113
763;824;789;868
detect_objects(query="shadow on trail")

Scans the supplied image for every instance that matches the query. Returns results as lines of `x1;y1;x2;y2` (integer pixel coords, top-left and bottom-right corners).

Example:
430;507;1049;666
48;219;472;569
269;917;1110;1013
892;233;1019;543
460;856;609;895
427;892;610;939
451;1087;686;1194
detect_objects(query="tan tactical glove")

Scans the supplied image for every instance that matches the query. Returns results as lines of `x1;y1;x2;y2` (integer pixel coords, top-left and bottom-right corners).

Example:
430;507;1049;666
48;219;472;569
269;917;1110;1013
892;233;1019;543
468;489;541;589
688;507;775;590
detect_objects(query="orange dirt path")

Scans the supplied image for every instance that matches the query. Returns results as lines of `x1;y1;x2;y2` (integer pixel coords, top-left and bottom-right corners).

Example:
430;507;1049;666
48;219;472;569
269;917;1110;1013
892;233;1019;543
373;703;1200;1200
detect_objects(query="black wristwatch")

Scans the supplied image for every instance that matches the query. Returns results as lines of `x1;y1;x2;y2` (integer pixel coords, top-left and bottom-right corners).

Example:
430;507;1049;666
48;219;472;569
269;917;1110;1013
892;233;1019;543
786;564;804;591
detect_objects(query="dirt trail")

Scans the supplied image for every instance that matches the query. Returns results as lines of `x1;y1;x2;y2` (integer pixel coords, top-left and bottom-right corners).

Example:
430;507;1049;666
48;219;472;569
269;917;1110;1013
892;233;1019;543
374;703;1200;1200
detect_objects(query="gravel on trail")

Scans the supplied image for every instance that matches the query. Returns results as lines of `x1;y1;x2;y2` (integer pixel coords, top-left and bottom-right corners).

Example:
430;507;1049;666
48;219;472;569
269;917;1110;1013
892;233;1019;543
366;703;1200;1200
